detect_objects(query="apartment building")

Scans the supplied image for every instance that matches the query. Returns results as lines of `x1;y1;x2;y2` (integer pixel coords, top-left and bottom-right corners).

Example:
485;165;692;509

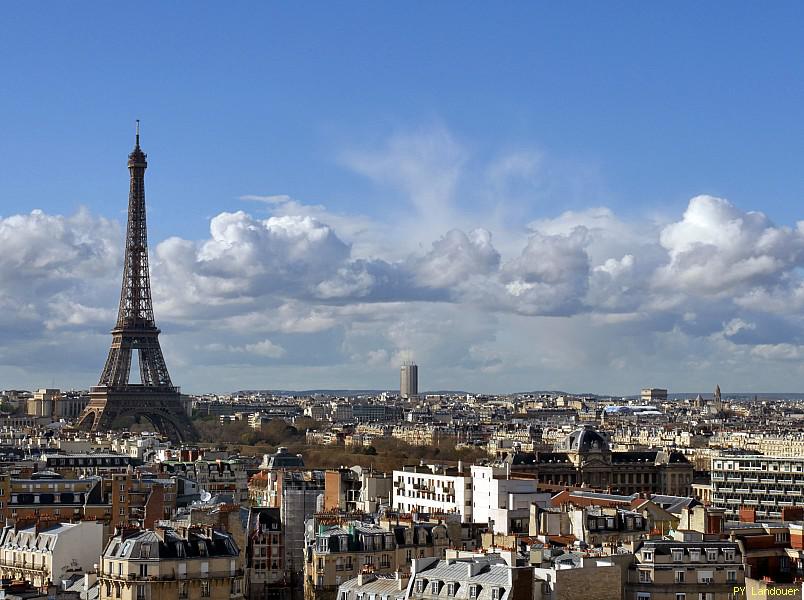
468;466;549;534
0;520;104;590
306;521;448;600
99;525;243;600
245;507;288;600
407;557;532;600
323;468;392;513
532;550;629;600
626;531;744;600
159;458;250;503
249;469;325;578
392;466;472;522
391;427;456;448
532;505;648;547
710;454;804;523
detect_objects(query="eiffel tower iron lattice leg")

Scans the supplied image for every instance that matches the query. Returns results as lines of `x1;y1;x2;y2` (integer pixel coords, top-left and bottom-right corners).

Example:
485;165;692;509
76;123;197;442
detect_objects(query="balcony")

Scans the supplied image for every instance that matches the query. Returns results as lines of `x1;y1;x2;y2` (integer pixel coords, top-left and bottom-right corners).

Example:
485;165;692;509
101;569;244;582
0;561;49;575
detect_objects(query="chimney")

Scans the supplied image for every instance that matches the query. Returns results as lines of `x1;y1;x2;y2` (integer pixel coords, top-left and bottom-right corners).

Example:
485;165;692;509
84;572;97;589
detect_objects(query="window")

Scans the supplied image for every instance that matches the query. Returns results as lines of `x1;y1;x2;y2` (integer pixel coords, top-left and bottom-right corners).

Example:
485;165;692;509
469;585;479;599
705;549;718;562
675;595;685;600
415;580;426;594
636;594;651;600
431;581;442;594
642;550;653;562
724;549;735;562
201;581;210;598
688;549;700;562
727;570;737;583
638;570;651;583
675;571;685;583
447;582;457;596
139;564;147;577
671;548;683;562
136;586;145;600
698;594;713;600
491;588;501;600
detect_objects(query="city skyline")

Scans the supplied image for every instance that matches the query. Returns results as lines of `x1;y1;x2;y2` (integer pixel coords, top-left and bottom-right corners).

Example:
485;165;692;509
3;4;804;394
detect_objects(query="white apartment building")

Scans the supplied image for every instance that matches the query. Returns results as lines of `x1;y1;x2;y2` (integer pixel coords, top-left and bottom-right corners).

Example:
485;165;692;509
0;520;104;589
711;454;804;523
393;465;472;522
392;464;550;529
470;465;551;534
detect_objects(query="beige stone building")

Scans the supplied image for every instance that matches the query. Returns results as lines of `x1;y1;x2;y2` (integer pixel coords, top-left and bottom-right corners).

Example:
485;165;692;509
626;530;745;599
99;525;243;600
532;550;629;600
507;426;694;496
305;521;448;600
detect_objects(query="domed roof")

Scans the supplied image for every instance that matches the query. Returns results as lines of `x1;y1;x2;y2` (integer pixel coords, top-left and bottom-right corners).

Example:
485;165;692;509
561;426;610;453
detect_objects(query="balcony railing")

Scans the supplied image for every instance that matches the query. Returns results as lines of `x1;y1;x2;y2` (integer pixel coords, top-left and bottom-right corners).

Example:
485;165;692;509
101;569;244;582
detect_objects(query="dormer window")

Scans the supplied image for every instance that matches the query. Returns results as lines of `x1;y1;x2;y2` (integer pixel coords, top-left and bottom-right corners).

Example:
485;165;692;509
671;548;683;562
642;551;653;562
447;583;457;596
415;580;426;593
469;585;480;599
705;548;718;562
491;588;502;600
724;549;735;562
431;581;442;594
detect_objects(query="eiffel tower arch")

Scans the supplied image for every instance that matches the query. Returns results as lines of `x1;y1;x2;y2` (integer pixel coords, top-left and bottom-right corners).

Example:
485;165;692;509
76;123;197;442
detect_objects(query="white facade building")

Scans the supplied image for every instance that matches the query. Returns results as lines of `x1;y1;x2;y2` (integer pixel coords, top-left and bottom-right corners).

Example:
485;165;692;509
0;520;104;589
470;465;551;534
393;466;472;522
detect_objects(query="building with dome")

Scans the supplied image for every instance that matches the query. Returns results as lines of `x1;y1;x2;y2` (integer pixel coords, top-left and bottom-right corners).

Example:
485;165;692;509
503;425;693;496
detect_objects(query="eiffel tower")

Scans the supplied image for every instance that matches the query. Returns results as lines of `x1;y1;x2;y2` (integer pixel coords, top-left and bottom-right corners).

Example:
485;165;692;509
77;123;197;442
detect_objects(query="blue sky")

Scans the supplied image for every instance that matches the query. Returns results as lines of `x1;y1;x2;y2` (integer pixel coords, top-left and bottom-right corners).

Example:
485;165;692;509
2;3;804;394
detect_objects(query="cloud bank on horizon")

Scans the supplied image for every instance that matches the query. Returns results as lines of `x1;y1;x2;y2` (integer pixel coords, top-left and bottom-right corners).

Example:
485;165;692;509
3;127;804;394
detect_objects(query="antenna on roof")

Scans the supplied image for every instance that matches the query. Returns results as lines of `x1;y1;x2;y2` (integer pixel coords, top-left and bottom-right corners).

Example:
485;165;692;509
135;120;141;147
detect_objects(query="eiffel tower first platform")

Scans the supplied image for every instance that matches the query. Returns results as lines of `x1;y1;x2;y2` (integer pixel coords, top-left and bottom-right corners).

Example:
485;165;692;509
77;123;197;442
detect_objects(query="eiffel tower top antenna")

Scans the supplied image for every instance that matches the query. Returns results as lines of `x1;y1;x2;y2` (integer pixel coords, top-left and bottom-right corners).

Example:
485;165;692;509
135;119;140;147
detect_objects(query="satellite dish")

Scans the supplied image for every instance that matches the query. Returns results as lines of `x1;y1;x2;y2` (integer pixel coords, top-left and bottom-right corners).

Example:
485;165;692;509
200;490;212;502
